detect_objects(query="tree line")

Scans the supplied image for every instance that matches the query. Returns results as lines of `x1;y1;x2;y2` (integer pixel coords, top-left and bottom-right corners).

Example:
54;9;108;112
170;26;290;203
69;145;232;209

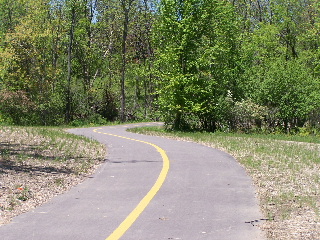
1;0;320;133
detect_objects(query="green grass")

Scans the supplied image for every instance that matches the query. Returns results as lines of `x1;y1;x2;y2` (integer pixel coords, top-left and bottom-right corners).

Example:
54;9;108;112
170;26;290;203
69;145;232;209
129;126;320;239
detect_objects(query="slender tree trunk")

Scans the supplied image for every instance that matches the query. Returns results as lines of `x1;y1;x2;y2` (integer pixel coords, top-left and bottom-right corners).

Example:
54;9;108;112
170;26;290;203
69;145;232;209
66;6;76;123
257;0;263;22
120;0;134;122
143;0;154;118
120;13;127;122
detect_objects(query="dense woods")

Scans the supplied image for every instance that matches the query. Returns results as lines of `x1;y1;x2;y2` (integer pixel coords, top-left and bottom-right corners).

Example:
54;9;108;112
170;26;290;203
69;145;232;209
1;0;320;133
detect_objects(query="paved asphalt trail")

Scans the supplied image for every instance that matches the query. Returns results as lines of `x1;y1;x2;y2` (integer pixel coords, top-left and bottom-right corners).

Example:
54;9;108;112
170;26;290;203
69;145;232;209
0;122;265;240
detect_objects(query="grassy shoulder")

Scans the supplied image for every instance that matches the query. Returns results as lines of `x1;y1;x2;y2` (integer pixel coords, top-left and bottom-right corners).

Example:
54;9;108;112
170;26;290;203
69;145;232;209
0;126;106;225
129;126;320;239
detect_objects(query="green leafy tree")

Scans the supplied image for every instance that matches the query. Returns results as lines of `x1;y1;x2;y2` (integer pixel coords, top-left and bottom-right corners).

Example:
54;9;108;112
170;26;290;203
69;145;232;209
154;0;240;131
245;58;320;132
0;0;66;124
95;0;157;121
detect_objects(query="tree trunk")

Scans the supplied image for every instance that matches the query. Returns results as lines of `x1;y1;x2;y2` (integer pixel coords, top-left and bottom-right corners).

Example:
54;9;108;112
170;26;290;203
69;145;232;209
66;6;76;123
120;12;128;122
120;0;134;122
173;111;182;130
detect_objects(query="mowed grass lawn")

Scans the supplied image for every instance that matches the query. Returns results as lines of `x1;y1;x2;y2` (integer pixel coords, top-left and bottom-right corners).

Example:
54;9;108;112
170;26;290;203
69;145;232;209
129;126;320;240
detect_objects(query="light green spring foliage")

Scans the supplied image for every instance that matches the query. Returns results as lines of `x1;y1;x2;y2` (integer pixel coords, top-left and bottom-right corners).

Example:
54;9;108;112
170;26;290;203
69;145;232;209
1;0;320;133
0;0;156;125
239;0;320;131
154;0;240;130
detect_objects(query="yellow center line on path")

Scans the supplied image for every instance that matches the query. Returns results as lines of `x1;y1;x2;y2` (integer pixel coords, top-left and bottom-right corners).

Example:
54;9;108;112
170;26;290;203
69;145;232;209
93;128;170;240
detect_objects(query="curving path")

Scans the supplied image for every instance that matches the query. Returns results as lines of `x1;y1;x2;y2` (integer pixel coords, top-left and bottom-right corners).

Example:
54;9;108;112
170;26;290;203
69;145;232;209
0;122;265;240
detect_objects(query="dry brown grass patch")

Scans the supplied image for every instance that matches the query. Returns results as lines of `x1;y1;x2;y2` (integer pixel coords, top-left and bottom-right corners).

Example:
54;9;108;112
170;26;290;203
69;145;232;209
0;126;106;225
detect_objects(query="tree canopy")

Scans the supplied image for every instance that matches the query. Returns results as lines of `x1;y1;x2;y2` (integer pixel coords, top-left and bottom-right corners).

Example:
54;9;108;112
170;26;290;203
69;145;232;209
1;0;320;133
